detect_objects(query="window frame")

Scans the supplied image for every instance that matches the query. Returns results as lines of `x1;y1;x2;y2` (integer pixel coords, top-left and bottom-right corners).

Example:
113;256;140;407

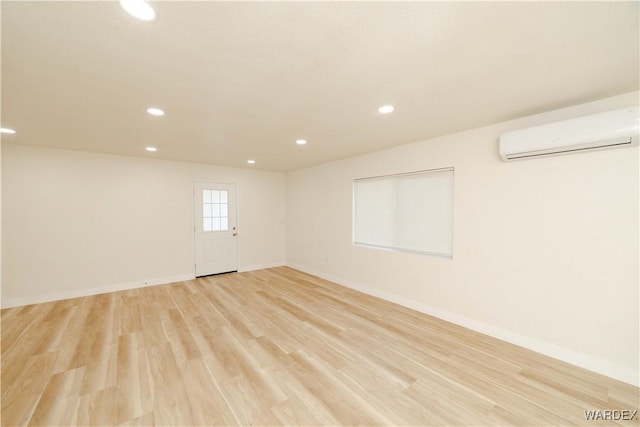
352;167;454;258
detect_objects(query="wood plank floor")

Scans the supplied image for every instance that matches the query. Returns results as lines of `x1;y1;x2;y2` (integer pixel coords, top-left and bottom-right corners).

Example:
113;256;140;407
2;267;638;426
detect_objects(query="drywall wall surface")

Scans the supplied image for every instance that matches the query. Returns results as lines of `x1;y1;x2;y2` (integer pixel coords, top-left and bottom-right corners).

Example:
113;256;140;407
286;91;640;385
1;145;286;306
0;138;2;298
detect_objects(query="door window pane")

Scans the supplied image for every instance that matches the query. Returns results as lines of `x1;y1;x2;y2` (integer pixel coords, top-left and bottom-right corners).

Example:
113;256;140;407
202;189;230;232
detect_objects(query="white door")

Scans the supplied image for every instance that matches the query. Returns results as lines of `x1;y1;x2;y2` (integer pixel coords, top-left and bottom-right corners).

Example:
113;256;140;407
194;182;238;277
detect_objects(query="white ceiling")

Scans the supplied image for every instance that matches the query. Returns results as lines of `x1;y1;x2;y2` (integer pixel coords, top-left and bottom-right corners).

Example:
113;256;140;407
2;1;638;172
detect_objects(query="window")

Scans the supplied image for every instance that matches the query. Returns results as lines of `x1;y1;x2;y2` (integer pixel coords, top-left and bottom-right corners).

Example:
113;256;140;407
203;189;229;231
353;168;454;257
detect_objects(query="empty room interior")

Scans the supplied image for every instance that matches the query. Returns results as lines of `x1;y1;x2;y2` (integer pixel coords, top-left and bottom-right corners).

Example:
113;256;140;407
1;1;639;426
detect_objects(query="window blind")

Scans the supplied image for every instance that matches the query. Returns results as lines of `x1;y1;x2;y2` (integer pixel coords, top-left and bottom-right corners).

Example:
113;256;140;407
353;168;454;257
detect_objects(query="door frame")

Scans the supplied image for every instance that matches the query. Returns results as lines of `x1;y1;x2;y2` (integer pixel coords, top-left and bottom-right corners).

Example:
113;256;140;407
192;180;239;277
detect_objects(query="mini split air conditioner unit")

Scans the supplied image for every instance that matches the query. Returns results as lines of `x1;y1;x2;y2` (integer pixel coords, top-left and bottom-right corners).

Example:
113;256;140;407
499;106;639;161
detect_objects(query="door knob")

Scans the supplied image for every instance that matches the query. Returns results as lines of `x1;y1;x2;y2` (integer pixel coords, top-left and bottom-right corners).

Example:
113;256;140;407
233;233;237;236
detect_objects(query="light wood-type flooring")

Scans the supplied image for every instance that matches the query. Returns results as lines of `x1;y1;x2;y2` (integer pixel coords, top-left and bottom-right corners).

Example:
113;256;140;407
1;267;638;426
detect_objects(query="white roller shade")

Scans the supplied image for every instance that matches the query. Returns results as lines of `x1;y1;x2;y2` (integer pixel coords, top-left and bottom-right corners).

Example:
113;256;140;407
353;168;454;257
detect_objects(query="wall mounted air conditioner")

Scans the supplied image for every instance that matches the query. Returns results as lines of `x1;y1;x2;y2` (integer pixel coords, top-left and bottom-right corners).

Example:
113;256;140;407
499;106;639;161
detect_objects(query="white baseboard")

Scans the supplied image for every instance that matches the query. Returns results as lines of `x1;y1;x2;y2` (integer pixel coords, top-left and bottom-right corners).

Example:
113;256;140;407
239;262;285;273
1;273;195;308
286;263;639;387
0;262;286;308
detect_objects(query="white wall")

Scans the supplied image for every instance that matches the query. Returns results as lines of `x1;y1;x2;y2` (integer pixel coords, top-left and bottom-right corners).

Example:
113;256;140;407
1;145;286;307
286;92;640;386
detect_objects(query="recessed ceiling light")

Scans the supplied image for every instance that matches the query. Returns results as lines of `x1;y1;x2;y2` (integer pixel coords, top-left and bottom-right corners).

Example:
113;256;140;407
0;128;16;134
378;105;395;114
147;108;164;116
145;146;157;152
119;0;157;22
295;139;307;145
247;160;256;164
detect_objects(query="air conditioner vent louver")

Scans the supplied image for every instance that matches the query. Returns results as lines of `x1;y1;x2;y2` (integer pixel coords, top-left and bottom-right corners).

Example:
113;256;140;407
499;107;639;161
